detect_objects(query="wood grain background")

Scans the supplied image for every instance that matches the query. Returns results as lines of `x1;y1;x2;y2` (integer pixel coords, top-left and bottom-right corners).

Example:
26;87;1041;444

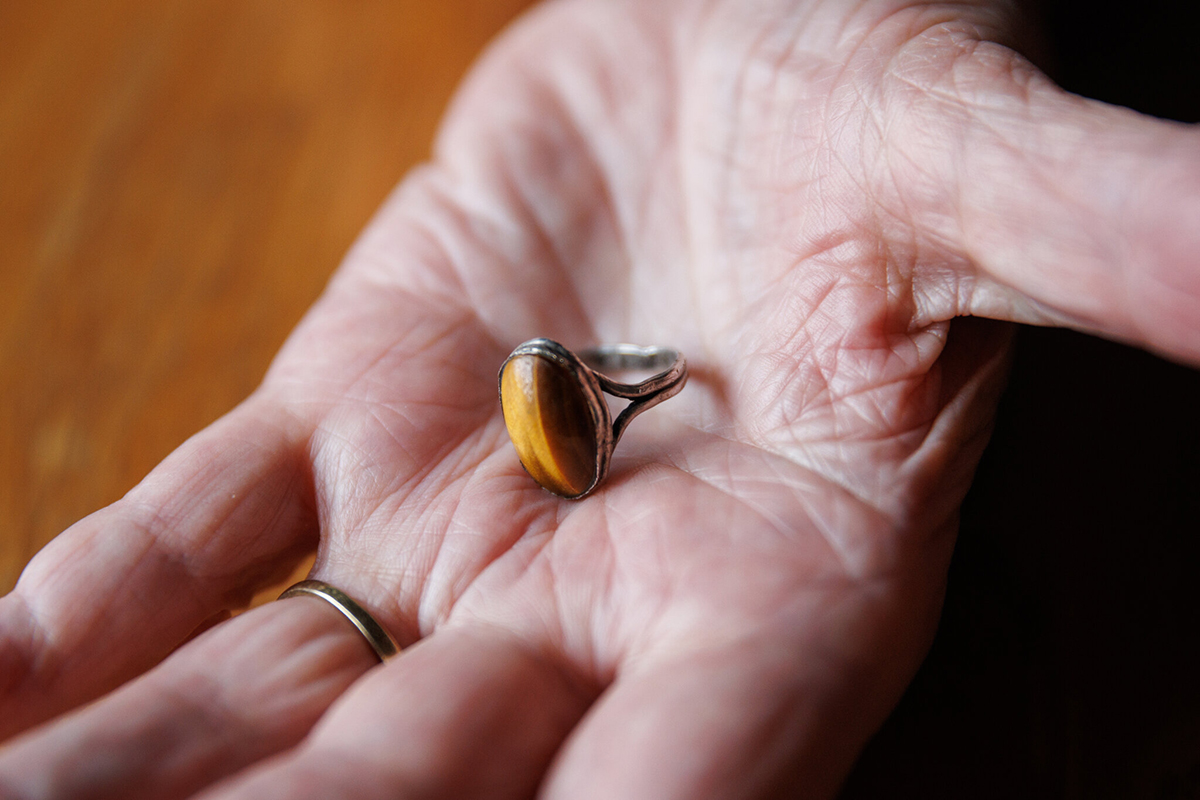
0;0;529;594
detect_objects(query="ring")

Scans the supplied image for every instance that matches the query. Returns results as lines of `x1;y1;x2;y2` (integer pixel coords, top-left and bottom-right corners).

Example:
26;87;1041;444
498;338;688;499
277;580;400;662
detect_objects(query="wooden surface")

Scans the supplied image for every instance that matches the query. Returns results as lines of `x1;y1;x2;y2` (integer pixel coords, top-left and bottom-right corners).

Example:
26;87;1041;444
0;0;529;594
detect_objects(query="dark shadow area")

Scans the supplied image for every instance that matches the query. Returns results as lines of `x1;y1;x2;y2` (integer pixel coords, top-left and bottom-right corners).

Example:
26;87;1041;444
842;2;1200;797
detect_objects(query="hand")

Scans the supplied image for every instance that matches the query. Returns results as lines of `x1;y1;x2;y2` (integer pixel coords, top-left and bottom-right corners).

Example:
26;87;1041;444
2;1;1197;797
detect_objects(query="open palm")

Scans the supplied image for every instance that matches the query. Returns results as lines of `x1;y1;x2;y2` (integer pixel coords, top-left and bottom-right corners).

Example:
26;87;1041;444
3;1;1197;798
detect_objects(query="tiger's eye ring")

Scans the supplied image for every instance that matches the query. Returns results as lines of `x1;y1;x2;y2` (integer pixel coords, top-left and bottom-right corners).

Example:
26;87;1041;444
499;338;688;499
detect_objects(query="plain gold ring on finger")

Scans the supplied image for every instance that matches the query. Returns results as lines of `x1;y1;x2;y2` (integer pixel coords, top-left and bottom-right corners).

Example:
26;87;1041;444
277;580;400;662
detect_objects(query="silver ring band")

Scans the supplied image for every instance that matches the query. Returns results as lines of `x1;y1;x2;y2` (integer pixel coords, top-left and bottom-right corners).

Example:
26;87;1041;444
499;338;688;499
578;343;681;376
278;580;400;662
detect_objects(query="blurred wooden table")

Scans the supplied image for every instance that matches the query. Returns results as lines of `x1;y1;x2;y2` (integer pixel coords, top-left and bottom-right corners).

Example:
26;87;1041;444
0;0;529;594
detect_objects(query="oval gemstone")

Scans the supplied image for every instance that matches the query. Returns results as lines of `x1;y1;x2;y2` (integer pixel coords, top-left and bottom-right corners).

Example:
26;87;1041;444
500;354;599;497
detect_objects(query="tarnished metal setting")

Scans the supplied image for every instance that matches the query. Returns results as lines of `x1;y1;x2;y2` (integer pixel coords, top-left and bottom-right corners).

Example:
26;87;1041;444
499;338;688;499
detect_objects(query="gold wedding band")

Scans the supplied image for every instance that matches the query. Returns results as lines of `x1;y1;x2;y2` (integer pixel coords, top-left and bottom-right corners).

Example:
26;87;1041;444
278;580;400;662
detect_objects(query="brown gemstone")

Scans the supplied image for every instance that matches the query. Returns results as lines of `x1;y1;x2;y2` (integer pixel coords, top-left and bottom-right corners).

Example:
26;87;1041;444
500;354;599;497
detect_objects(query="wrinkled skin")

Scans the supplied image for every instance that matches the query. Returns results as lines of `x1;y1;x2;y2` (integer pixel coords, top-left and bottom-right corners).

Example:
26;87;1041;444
2;1;1198;798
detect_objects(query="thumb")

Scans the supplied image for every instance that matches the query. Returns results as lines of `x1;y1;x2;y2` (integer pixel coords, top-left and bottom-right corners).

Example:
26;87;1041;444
897;39;1200;362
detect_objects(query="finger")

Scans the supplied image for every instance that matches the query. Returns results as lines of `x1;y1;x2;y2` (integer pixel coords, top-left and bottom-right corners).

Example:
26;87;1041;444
0;597;376;800
200;625;594;800
0;396;316;740
892;35;1200;361
541;581;944;800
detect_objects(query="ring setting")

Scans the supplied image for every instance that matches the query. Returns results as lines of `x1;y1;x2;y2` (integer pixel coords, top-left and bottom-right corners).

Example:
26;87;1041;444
498;338;687;499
